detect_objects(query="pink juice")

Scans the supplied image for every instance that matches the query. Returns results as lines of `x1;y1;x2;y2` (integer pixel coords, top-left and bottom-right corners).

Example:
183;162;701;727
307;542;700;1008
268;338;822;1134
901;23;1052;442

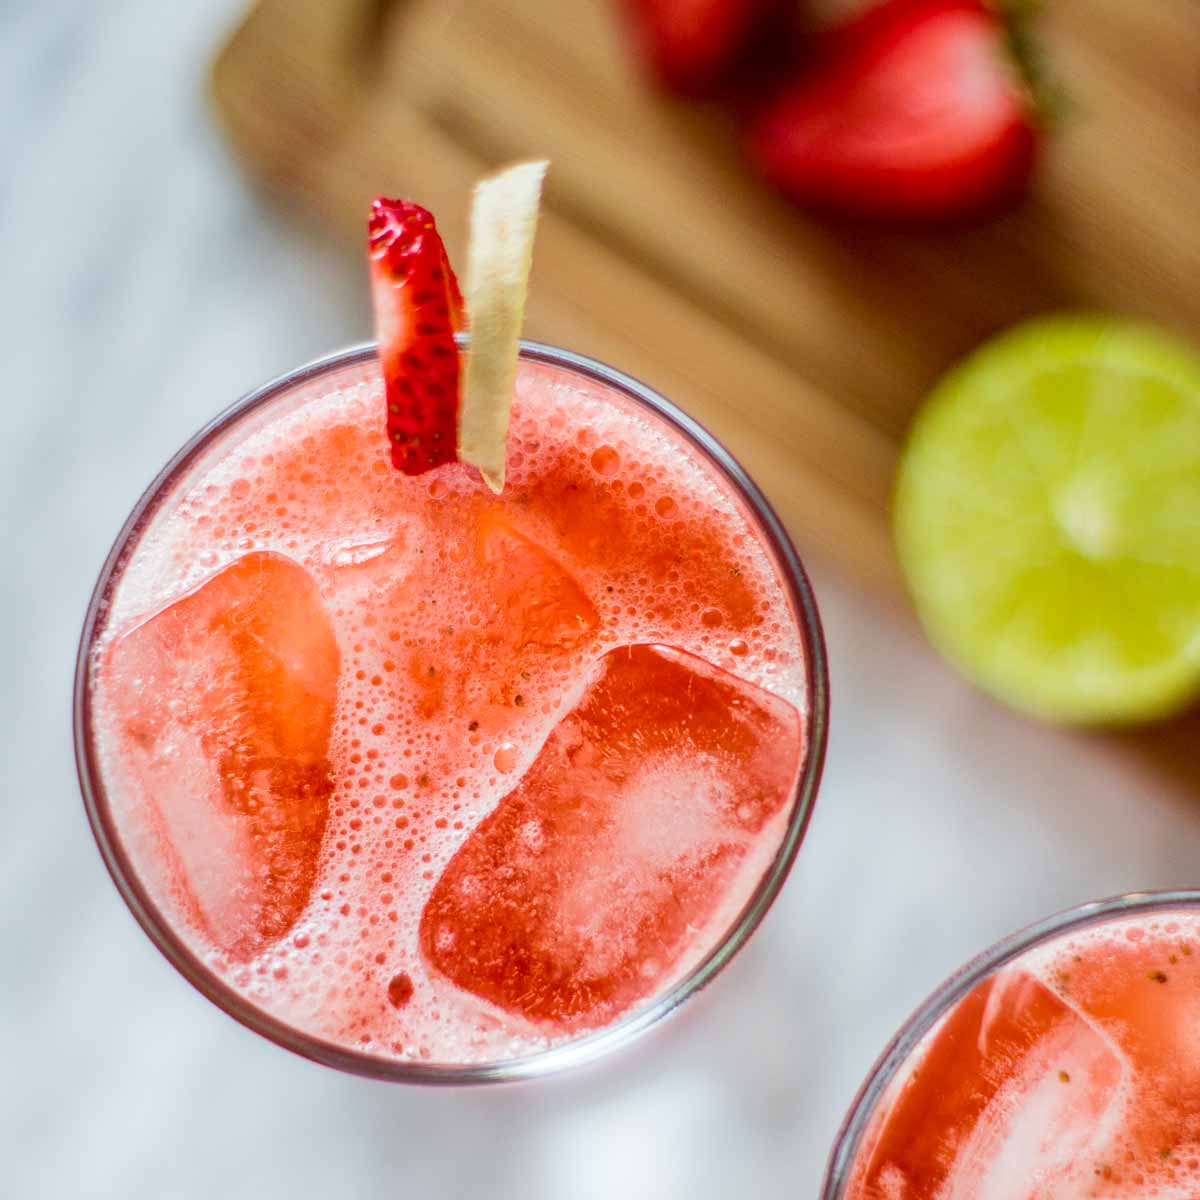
845;908;1200;1199
85;349;819;1067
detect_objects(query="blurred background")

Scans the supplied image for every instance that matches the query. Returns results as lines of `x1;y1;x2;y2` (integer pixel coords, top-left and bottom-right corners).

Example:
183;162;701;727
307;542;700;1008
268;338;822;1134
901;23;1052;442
5;0;1200;1195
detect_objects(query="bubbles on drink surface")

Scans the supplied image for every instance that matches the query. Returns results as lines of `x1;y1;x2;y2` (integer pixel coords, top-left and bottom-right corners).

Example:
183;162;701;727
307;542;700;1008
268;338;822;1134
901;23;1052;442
93;358;808;1064
849;912;1200;1200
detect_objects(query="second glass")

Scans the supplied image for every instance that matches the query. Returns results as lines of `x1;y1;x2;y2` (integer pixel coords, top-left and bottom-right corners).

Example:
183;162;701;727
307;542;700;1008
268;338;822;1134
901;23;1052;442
824;889;1200;1198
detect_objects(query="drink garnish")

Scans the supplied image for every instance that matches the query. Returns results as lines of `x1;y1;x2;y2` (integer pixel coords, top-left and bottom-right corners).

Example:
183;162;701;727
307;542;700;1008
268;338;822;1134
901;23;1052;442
369;161;547;491
368;198;465;475
458;159;548;493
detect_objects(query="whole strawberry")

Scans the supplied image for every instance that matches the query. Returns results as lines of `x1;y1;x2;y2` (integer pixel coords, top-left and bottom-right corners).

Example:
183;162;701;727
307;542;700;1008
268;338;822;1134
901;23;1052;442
745;0;1042;224
621;0;781;96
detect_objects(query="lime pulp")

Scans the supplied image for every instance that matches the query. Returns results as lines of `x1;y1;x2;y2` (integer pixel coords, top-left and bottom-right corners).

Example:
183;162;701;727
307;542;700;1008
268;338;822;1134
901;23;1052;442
894;315;1200;724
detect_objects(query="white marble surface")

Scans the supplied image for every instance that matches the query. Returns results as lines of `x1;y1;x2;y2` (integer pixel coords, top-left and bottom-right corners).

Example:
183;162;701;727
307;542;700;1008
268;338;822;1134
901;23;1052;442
6;3;1200;1197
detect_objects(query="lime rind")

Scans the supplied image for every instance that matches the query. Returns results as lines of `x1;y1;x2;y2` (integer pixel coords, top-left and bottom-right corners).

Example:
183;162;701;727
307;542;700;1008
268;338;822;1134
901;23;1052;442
895;315;1200;724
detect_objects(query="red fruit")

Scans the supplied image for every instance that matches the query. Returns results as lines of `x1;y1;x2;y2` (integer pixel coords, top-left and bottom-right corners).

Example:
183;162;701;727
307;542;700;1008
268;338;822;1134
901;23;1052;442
368;198;465;475
622;0;778;96
800;0;928;54
746;0;1039;224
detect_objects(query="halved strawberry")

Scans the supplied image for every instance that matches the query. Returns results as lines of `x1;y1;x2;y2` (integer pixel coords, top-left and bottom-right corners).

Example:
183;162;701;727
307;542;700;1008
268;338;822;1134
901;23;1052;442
745;0;1040;224
368;198;465;475
621;0;780;96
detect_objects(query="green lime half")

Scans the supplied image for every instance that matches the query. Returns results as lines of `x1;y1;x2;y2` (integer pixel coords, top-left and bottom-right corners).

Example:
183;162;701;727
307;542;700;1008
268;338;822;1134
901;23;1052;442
895;315;1200;724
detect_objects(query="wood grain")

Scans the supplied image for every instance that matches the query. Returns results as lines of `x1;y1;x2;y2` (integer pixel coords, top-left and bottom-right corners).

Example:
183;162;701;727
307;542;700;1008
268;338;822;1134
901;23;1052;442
210;0;1200;605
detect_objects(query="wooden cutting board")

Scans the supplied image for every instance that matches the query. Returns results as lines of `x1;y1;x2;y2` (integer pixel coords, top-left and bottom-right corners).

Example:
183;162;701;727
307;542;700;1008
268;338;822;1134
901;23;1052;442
210;0;1200;796
210;0;1199;604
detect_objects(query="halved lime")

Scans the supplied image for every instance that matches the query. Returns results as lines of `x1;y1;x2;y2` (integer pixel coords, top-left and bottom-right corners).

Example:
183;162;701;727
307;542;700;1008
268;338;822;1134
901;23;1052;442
894;315;1200;724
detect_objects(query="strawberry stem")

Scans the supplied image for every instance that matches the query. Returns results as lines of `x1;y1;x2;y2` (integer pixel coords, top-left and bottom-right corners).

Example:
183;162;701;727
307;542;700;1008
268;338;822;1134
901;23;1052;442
993;0;1064;125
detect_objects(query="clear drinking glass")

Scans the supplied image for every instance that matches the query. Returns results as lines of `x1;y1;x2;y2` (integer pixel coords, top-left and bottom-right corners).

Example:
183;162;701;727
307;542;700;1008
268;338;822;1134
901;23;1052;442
822;888;1200;1197
74;340;829;1084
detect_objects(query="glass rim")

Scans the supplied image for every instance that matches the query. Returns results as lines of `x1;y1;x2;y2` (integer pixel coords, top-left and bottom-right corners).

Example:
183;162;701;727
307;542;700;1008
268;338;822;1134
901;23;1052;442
820;887;1200;1196
74;338;830;1085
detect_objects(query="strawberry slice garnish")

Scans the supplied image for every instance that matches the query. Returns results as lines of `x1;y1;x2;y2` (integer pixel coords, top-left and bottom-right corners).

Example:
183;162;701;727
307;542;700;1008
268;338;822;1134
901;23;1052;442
621;0;778;96
368;198;465;475
745;0;1040;224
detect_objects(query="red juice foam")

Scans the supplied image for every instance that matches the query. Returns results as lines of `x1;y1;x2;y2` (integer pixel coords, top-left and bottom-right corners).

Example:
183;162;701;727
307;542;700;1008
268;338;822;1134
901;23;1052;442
90;354;810;1065
847;911;1200;1199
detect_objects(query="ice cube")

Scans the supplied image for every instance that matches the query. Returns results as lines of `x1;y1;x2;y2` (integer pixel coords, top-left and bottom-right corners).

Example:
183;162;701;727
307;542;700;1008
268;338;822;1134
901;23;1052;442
419;644;803;1027
326;533;395;569
1058;929;1200;1180
318;511;424;596
396;512;599;726
856;970;1124;1200
476;509;599;653
106;552;339;960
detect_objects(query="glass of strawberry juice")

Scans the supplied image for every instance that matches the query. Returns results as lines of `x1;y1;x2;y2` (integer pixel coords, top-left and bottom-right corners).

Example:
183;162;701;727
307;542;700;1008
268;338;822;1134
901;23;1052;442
824;889;1200;1198
75;340;828;1082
